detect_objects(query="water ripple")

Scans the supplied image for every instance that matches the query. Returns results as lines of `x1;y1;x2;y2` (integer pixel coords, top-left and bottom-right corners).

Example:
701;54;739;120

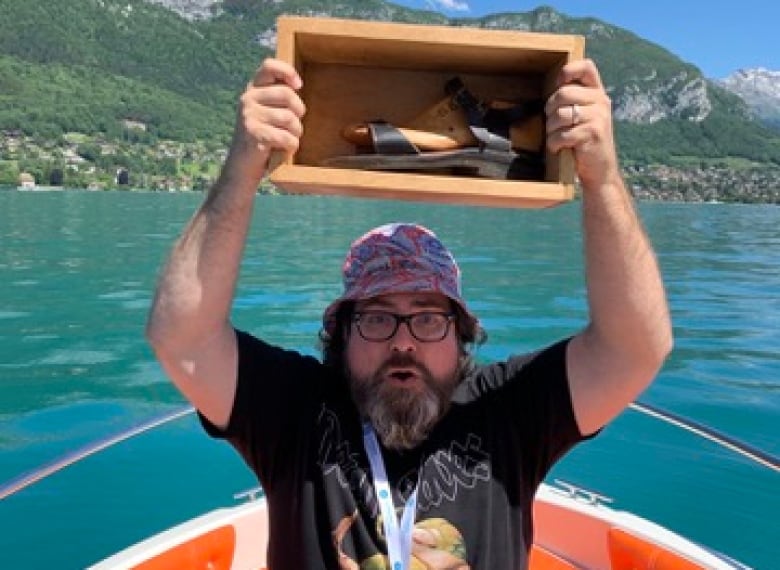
38;349;118;366
0;311;29;319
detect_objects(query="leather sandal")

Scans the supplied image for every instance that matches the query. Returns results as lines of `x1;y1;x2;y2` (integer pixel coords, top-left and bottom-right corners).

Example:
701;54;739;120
322;78;545;180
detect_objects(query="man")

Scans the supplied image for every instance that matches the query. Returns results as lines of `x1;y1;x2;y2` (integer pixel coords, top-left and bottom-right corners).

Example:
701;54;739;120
147;57;672;569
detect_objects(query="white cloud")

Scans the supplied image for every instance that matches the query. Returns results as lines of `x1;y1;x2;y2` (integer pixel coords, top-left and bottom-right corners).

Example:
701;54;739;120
426;0;471;12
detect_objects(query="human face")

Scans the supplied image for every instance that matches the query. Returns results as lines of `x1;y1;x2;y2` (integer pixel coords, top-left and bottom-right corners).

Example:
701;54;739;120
345;292;461;449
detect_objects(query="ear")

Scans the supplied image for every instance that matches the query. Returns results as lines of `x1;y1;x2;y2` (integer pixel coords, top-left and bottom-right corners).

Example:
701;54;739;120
457;352;472;382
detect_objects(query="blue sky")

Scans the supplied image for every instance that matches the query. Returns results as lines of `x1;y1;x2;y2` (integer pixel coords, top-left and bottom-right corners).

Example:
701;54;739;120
391;1;777;78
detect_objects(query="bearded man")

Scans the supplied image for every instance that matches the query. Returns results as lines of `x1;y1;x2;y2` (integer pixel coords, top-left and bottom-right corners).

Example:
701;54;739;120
146;57;672;570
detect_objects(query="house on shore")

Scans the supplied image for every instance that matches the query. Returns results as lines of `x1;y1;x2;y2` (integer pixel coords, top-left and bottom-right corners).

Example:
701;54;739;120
18;172;36;189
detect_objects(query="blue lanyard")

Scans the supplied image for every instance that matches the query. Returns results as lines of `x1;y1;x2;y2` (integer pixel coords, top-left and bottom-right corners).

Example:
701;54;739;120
362;422;419;570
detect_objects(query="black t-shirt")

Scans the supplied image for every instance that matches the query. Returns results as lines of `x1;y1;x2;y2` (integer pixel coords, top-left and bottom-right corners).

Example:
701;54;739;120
200;329;589;569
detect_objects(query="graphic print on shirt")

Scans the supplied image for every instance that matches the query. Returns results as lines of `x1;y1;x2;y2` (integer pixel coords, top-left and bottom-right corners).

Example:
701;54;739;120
317;405;491;569
335;514;472;570
413;433;491;512
317;405;379;516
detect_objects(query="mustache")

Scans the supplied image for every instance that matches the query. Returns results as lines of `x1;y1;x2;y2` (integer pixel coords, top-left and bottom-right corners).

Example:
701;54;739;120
376;353;428;378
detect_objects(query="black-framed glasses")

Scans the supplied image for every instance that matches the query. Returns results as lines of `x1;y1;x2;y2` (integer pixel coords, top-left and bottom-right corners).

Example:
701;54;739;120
352;310;455;342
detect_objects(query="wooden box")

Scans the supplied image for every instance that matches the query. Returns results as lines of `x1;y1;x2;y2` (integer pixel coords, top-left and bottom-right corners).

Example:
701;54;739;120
270;16;584;208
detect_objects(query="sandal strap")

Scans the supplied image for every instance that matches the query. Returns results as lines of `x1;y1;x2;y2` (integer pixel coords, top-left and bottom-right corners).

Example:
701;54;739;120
445;77;488;126
445;77;542;153
367;121;419;155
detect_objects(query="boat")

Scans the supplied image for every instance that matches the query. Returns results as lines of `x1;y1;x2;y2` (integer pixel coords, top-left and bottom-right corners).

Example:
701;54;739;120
87;480;749;570
2;403;776;569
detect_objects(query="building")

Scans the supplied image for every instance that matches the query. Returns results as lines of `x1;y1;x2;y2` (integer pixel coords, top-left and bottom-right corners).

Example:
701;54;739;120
18;172;36;189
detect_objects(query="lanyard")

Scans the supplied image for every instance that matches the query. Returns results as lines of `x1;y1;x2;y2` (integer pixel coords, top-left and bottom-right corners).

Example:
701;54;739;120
362;422;419;570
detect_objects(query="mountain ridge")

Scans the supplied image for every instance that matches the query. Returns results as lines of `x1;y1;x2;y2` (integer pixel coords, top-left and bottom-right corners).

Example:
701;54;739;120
148;1;780;133
1;0;778;201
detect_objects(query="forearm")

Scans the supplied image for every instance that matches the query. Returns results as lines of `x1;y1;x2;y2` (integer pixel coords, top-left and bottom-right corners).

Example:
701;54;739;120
580;177;672;363
143;58;303;426
146;57;303;352
547;59;672;433
146;167;258;352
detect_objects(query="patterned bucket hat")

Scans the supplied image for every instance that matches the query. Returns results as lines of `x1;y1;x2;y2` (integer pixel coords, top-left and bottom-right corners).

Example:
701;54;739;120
322;222;477;334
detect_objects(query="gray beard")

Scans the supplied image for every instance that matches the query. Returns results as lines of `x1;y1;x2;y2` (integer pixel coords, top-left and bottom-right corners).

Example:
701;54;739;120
348;354;459;450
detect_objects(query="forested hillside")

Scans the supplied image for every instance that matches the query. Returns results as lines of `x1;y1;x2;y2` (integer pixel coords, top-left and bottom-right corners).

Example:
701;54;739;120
1;0;778;201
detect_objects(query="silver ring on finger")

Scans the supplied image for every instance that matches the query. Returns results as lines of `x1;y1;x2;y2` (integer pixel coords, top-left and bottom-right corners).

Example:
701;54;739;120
570;103;580;127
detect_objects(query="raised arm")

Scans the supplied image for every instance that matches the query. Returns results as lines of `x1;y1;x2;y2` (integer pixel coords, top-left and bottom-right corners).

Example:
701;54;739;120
545;59;673;436
146;59;305;428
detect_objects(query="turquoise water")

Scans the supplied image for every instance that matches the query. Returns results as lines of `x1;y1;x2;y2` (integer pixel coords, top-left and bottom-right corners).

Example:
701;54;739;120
0;190;777;569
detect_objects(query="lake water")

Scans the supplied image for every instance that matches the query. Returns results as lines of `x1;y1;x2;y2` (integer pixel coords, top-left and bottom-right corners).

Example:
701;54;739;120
0;190;777;569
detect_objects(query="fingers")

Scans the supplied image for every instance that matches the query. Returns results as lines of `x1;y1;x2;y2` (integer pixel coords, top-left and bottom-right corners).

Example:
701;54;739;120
222;58;307;184
545;86;600;131
544;58;612;154
238;58;306;155
251;57;303;90
544;59;621;187
546;109;595;155
545;96;610;156
556;58;604;90
239;86;305;153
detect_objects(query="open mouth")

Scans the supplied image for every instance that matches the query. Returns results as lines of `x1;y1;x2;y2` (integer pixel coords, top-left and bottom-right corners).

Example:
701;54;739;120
389;370;416;382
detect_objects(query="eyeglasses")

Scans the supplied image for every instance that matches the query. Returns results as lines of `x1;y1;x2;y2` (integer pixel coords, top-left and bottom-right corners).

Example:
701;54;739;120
352;310;455;343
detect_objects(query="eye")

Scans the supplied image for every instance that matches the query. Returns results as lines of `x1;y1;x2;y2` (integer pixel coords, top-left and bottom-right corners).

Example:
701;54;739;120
414;312;443;327
362;312;393;326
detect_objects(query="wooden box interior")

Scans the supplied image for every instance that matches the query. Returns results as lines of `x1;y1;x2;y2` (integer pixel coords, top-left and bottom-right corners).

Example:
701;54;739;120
270;17;585;208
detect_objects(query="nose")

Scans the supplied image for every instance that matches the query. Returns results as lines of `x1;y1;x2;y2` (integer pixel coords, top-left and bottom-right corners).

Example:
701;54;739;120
390;320;417;352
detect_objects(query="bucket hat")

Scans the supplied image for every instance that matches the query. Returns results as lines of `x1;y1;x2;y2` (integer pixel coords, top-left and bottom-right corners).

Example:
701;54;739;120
322;222;477;334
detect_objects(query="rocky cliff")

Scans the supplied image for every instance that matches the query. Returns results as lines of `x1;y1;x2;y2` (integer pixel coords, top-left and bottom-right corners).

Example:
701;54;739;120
720;68;780;130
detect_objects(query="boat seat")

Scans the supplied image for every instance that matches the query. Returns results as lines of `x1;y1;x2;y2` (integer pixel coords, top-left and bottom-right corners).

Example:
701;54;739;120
529;544;581;569
607;527;705;570
131;524;236;570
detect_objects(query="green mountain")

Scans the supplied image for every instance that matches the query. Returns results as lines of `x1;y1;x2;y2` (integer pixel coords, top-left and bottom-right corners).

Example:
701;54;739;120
1;0;778;197
454;9;780;166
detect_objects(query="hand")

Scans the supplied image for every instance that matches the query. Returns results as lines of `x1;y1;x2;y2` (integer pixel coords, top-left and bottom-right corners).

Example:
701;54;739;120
224;58;306;186
545;59;620;191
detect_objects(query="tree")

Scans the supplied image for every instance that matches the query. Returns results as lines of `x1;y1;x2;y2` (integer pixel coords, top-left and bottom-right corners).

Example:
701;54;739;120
0;161;20;185
77;143;101;162
49;167;64;186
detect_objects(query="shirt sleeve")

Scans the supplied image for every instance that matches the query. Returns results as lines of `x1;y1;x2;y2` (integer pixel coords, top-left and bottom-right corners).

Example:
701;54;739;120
197;328;325;486
471;338;596;483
